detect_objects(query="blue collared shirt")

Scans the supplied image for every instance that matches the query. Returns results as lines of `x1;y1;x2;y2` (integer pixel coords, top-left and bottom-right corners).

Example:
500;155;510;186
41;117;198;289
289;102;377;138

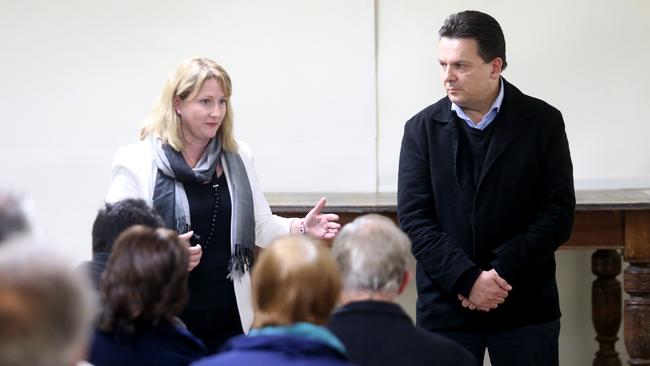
451;79;504;130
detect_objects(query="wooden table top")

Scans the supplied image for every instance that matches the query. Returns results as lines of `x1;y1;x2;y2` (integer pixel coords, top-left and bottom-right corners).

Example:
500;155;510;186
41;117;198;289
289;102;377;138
266;189;650;213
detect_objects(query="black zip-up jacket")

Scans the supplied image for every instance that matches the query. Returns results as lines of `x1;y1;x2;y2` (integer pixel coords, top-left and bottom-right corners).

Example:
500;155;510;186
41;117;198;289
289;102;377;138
397;79;575;331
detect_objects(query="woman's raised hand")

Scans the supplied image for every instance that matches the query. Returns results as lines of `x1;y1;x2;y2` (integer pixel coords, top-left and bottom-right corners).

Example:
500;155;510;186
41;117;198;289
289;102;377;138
304;197;341;239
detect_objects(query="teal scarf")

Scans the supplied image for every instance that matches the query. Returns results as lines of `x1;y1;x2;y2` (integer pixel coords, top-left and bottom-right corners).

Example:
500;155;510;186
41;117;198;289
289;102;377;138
249;323;347;355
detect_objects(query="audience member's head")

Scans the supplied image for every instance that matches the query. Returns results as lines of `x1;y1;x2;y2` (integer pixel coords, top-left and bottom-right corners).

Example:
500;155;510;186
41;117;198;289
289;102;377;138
92;198;164;254
252;235;341;328
97;226;189;335
331;214;412;302
0;191;30;244
0;242;96;366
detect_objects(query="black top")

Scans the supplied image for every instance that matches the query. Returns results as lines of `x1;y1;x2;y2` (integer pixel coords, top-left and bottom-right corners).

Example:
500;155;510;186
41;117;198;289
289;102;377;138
328;300;476;366
184;173;238;311
457;117;497;191
453;117;497;297
88;322;206;366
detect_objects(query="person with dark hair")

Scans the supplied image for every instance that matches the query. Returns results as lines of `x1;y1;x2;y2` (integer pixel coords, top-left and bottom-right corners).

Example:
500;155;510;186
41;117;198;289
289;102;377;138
328;215;476;366
0;191;30;244
397;10;575;366
78;198;164;289
88;225;206;366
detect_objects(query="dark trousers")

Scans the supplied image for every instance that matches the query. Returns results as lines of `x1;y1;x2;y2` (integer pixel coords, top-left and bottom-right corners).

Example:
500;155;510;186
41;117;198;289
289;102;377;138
437;320;561;366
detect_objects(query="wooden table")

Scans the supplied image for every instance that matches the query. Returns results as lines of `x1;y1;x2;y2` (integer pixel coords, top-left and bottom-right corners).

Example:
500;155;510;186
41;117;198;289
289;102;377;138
267;189;650;366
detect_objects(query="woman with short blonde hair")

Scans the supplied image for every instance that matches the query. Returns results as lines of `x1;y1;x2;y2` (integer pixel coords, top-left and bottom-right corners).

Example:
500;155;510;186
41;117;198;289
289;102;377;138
192;235;352;366
252;235;342;328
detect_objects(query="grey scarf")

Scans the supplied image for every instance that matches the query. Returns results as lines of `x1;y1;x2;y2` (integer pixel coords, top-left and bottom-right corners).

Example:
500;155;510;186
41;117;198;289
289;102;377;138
149;136;255;279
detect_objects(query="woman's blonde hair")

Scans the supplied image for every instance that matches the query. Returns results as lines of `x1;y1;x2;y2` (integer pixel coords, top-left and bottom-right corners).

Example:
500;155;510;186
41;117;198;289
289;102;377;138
140;57;237;152
252;236;342;328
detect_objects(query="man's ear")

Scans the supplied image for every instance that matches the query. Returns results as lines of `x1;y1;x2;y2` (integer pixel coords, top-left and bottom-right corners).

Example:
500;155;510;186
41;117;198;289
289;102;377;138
397;270;411;296
490;57;503;79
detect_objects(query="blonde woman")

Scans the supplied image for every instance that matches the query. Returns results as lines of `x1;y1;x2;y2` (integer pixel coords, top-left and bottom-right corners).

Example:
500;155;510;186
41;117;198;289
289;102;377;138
106;57;340;352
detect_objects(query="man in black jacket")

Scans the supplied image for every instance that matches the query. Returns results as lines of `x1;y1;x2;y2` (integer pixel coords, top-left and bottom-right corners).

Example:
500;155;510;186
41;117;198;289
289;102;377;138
397;10;575;366
328;214;475;366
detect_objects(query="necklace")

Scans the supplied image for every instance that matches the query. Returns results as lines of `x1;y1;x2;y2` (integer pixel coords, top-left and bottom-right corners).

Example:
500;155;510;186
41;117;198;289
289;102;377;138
201;178;221;250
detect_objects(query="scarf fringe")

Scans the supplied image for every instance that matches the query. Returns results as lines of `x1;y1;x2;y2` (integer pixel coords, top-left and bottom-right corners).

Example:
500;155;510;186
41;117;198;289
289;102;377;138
227;244;254;280
175;218;190;235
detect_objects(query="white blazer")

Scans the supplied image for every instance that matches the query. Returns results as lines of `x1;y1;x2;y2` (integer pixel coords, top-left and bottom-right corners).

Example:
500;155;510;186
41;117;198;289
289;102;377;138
105;139;293;332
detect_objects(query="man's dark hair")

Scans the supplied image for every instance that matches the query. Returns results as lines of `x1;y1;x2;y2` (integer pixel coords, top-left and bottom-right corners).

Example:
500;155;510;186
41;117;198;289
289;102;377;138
0;192;29;244
91;199;164;253
439;10;507;71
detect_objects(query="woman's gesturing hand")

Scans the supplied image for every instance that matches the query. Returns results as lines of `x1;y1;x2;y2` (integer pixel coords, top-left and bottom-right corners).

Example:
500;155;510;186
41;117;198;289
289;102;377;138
303;197;341;239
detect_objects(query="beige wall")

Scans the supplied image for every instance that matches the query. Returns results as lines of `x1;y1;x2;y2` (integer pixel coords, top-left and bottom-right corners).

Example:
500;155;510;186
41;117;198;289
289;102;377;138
1;0;376;261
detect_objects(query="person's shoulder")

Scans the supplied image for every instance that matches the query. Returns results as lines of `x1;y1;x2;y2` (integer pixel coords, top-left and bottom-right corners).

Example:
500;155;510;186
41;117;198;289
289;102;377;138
163;322;205;344
234;139;252;156
190;354;268;366
505;80;562;118
522;92;561;116
407;96;451;125
87;327;119;357
232;139;258;168
103;323;206;357
154;324;207;359
116;139;150;153
402;96;452;139
189;338;263;366
413;326;457;346
112;140;153;164
412;328;476;363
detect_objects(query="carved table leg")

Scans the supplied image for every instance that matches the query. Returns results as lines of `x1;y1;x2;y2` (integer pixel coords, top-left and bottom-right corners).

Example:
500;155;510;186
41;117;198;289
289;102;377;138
624;211;650;366
593;249;622;366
